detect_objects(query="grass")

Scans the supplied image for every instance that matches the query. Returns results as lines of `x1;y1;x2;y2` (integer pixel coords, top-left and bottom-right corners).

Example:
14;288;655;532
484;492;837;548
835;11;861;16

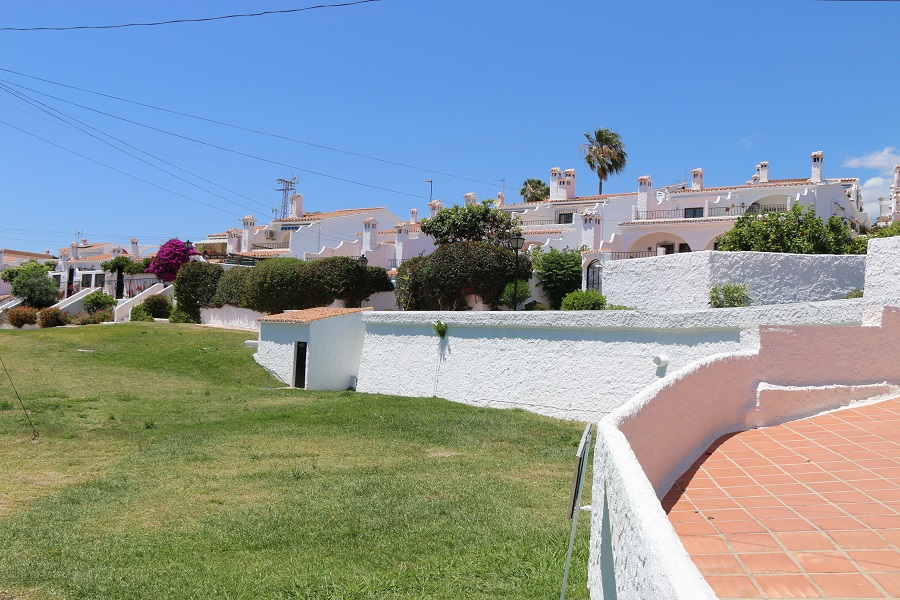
0;323;591;599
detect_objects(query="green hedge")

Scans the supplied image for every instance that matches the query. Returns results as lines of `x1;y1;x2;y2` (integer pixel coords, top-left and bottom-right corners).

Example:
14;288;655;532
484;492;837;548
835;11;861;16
173;261;224;323
561;290;607;310
243;258;331;314
208;267;252;309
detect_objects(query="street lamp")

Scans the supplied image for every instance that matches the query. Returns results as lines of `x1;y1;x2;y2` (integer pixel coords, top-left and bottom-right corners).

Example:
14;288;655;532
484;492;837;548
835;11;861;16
511;235;525;311
356;254;369;308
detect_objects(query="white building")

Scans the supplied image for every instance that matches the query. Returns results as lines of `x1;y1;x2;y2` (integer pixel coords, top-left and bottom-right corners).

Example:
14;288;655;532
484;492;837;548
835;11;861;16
55;238;158;298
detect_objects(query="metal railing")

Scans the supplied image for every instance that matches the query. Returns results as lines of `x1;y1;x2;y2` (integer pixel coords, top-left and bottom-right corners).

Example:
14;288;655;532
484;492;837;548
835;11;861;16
520;219;557;226
608;251;656;260
634;208;705;220
388;258;409;269
634;204;789;220
251;242;289;249
105;276;162;299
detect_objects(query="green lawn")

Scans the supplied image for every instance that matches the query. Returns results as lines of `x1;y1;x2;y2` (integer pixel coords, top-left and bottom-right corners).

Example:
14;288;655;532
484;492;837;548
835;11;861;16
0;323;591;599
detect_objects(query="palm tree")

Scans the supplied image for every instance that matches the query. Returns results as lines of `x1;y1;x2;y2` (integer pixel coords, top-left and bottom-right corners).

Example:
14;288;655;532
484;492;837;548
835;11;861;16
519;178;550;203
580;128;627;195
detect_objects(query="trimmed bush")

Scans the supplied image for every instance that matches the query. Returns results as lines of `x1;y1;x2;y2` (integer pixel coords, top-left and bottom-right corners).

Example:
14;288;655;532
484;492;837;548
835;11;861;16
140;294;173;318
129;304;153;322
499;280;531;309
38;307;69;328
208;267;251;309
73;308;113;325
308;257;394;308
6;306;38;328
173;261;224;323
561;290;607;311
83;291;117;314
244;258;331;314
524;300;548;311
168;307;195;323
709;283;751;308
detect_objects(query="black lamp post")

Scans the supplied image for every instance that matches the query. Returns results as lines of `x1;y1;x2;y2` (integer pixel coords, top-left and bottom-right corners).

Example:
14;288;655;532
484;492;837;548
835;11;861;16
511;235;525;311
356;254;368;308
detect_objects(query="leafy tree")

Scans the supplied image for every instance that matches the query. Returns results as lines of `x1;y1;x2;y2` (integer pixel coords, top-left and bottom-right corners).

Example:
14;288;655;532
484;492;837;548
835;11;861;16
172;261;224;323
420;200;522;246
580;128;627;194
82;290;117;314
101;255;140;299
243;258;332;314
307;257;394;308
208;267;252;309
395;242;532;311
532;247;584;309
716;205;858;254
8;261;58;308
520;178;550;203
1;259;48;284
147;239;196;282
499;280;531;309
125;257;152;275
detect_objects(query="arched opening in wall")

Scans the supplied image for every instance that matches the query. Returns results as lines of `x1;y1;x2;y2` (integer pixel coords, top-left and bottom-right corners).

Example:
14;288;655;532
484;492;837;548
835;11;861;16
627;232;690;257
746;194;792;216
586;260;602;292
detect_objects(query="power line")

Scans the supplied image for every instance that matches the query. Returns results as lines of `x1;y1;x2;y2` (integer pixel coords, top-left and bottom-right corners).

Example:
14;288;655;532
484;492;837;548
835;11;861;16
0;1;380;31
0;65;503;188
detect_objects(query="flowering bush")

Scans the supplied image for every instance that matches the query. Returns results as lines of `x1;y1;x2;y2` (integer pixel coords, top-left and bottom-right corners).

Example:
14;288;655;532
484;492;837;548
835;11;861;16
38;307;70;328
147;239;197;282
82;291;117;314
6;306;38;328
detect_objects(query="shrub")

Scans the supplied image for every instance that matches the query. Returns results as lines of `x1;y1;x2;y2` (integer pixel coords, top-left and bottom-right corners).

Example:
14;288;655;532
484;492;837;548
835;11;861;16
129;304;154;322
715;205;858;254
308;257;394;308
709;283;751;308
147;239;196;282
499;280;531;309
843;288;864;299
140;294;173;318
173;261;224;323
8;262;58;308
82;291;117;314
532;247;584;310
38;307;69;328
6;306;38;328
561;290;607;310
209;267;251;309
244;258;331;314
524;300;548;311
168;307;195;323
73;308;113;325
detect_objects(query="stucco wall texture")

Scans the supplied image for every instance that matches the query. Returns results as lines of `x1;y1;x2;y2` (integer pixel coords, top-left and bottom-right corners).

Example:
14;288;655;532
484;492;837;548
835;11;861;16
200;306;266;331
864;236;900;298
601;250;866;311
588;307;900;599
355;298;898;422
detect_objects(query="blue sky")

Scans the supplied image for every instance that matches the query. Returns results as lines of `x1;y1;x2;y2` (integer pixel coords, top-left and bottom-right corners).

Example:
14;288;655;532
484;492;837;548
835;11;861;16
1;0;898;254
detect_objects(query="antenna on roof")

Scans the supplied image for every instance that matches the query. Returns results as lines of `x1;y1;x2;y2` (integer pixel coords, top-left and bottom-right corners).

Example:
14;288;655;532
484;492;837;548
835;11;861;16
275;176;298;220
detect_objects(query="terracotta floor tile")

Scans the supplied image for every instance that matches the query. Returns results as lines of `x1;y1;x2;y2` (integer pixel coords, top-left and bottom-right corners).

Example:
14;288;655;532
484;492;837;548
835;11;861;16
794;504;847;518
680;535;731;555
820;490;874;504
805;480;856;494
869;571;900;596
857;514;900;530
878;529;900;546
779;493;829;506
776;531;838;552
715;519;769;535
715;475;758;488
808;572;885;598
727;533;783;553
704;575;763;598
737;494;785;508
761;518;816;533
738;552;802;574
692;497;741;510
703;508;753;522
673;520;719;536
692;552;746;575
752;573;821;598
725;485;770;498
836;501;895;516
864;489;900;503
846;549;900;572
805;515;865;531
793;551;856;573
746;506;799;520
742;465;787;477
827;530;892;550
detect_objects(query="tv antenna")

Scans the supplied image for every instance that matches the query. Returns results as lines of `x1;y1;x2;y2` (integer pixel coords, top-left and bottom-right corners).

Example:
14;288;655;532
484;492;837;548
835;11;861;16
275;176;298;219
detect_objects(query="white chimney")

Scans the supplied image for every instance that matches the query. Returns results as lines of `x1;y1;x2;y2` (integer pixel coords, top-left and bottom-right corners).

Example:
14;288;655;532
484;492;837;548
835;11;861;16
289;194;303;218
395;222;410;267
130;238;140;258
410;208;418;224
428;199;443;217
892;165;900;214
241;215;256;251
111;246;122;258
549;167;576;201
759;161;769;183
495;192;505;207
751;174;760;185
70;242;79;260
463;192;478;206
691;168;704;191
580;209;599;249
362;218;378;252
811;151;824;183
637;175;652;211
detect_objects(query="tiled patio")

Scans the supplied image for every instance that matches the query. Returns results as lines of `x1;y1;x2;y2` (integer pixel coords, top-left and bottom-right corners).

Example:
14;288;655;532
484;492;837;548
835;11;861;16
664;398;900;599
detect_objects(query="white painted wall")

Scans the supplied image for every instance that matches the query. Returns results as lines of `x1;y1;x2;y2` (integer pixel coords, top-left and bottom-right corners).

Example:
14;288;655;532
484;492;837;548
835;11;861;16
114;283;171;322
601;251;865;310
255;322;309;386
863;236;900;298
588;306;900;599
52;287;100;315
200;305;265;330
356;298;897;421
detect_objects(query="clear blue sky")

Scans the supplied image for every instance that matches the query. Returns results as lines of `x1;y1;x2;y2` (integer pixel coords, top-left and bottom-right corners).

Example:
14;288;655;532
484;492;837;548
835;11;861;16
1;0;898;254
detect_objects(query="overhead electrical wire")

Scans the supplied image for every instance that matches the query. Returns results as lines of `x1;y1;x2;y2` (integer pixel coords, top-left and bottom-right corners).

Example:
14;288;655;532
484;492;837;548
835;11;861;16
0;1;380;31
0;66;503;189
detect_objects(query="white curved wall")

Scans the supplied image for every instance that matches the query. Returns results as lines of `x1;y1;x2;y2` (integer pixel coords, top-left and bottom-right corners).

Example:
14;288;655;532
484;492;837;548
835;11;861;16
200;305;266;330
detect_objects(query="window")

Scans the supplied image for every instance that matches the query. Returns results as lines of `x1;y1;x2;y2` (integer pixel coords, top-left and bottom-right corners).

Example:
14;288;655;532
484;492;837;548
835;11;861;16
678;243;691;253
660;244;675;255
94;274;106;288
81;274;92;288
557;212;574;224
684;207;704;219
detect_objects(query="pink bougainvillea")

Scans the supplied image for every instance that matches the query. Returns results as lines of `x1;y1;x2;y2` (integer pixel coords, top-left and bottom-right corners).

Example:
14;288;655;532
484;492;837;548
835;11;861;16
147;238;197;282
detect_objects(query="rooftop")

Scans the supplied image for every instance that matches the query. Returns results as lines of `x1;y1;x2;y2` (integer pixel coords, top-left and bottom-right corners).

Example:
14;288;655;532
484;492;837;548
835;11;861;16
258;307;373;324
666;397;900;599
271;207;384;223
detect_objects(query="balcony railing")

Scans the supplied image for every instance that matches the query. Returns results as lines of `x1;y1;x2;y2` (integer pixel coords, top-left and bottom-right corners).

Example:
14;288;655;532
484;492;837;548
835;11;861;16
251;242;289;249
634;204;789;221
520;219;557;226
608;251;656;260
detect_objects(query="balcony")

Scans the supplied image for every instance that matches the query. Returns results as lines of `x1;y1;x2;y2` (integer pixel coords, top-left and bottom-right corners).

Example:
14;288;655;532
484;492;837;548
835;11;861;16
607;251;656;260
632;204;788;221
251;242;289;249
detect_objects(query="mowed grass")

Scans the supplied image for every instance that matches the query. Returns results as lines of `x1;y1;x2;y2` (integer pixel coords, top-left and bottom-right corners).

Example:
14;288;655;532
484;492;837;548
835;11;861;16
0;323;591;599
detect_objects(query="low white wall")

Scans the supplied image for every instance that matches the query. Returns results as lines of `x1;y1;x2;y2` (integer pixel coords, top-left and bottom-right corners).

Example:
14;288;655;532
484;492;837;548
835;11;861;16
255;322;309;386
114;283;171;322
200;305;265;330
356;297;900;421
864;236;900;298
361;291;396;311
601;251;866;311
52;287;100;315
588;306;900;599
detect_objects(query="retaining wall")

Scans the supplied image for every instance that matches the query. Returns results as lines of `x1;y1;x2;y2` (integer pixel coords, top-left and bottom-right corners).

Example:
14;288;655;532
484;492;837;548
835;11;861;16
200;305;266;331
864;236;900;298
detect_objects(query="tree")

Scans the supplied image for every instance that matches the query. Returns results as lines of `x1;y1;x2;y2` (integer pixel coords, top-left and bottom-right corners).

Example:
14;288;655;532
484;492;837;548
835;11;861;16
147;239;196;282
716;205;859;254
580;128;627;195
520;178;550;203
8;261;58;308
420;200;522;246
532;247;584;309
243;258;332;314
100;255;137;299
171;261;224;323
307;257;394;308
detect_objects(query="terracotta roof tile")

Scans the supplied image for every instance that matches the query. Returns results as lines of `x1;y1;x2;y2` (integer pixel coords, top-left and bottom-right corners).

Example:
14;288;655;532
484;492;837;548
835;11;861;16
237;249;290;258
523;228;574;235
272;207;384;223
2;249;57;259
258;307;373;323
67;252;133;263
